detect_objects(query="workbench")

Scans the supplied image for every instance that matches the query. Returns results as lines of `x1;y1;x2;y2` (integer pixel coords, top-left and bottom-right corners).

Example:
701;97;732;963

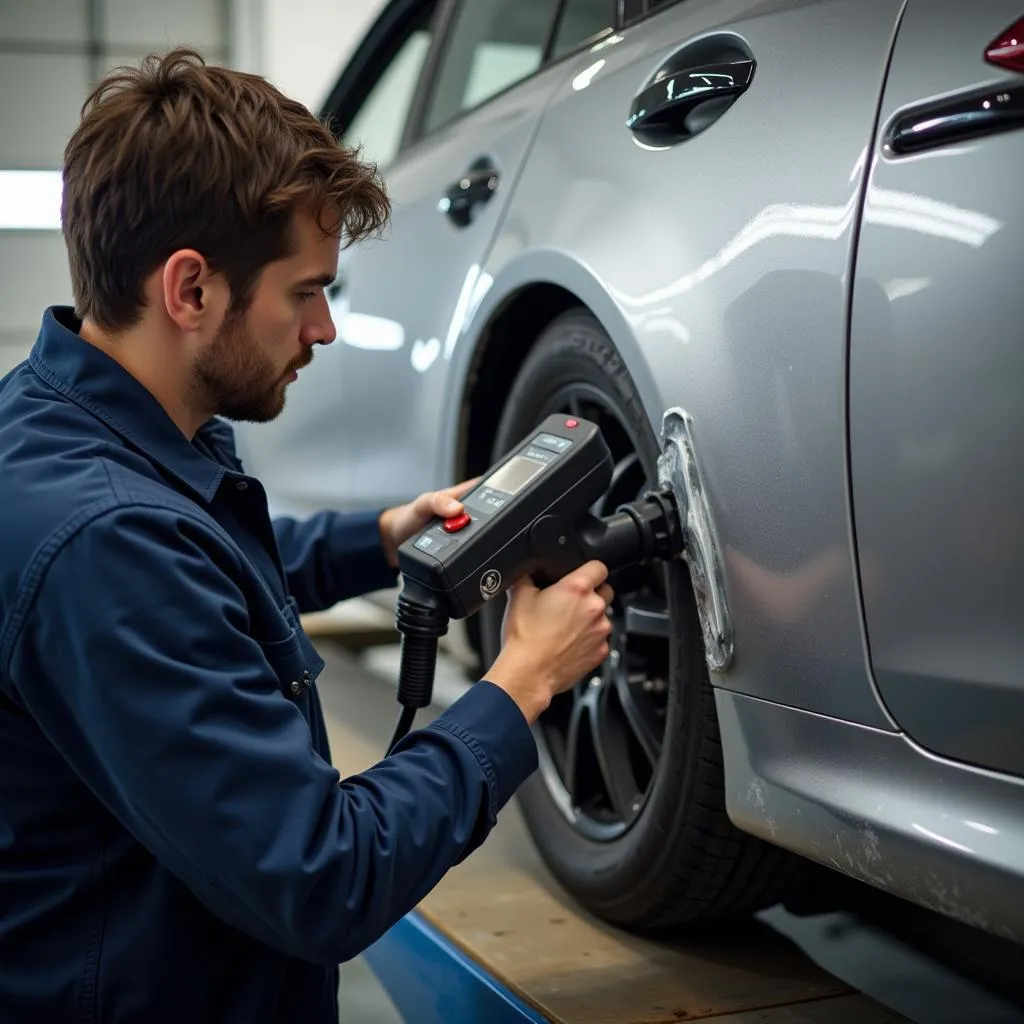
316;645;907;1024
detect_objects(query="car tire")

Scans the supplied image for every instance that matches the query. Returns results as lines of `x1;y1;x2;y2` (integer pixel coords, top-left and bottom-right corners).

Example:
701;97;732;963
478;308;798;929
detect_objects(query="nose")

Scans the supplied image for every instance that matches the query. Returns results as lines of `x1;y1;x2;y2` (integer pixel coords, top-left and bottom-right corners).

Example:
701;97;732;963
301;293;337;347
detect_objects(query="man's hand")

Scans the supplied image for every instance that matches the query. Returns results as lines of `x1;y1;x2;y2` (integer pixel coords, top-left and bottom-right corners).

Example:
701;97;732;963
486;561;614;724
378;478;480;568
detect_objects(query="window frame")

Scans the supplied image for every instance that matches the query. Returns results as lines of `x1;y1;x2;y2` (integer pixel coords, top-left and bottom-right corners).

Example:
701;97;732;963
319;0;448;163
391;0;620;150
405;0;576;142
544;0;620;63
324;0;623;167
616;0;686;28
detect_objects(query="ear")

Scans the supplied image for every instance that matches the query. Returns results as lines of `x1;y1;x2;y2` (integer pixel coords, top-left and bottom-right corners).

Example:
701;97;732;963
161;249;227;332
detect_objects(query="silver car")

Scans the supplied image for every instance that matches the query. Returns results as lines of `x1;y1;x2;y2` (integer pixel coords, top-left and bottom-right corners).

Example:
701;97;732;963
235;0;1024;941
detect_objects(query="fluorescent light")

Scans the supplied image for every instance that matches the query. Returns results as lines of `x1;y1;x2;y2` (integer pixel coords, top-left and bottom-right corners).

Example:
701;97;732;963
0;170;63;231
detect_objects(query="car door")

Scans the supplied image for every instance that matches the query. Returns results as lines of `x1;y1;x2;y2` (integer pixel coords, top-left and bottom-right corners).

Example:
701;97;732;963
848;2;1024;776
240;0;615;517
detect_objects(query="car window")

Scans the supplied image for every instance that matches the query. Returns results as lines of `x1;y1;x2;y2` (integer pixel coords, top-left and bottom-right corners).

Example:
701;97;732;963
422;0;558;134
550;0;614;59
343;11;435;169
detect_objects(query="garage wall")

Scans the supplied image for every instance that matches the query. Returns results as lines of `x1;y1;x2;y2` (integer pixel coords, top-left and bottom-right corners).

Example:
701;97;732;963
0;0;383;378
0;0;230;375
260;0;385;112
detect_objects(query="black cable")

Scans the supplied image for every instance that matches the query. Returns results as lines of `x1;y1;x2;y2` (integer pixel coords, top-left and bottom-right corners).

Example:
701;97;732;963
386;580;448;755
386;706;416;756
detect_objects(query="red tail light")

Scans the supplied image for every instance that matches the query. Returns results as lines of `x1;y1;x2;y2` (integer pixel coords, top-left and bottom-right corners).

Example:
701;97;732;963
985;17;1024;72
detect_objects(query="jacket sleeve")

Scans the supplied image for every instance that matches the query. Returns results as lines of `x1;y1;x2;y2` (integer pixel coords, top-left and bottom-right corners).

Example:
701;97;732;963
9;504;537;965
272;508;398;613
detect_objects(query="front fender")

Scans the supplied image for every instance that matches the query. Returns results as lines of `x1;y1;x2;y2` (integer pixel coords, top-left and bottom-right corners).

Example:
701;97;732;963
438;248;670;477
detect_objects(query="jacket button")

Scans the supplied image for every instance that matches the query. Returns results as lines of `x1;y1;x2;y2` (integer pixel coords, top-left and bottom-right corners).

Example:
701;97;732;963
290;680;301;695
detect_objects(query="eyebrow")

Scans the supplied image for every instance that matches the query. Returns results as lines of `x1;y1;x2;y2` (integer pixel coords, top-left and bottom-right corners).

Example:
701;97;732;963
295;273;336;288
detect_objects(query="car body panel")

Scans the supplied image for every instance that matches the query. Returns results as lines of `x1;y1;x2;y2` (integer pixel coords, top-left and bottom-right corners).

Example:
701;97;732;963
465;0;904;726
849;0;1024;777
717;687;1024;942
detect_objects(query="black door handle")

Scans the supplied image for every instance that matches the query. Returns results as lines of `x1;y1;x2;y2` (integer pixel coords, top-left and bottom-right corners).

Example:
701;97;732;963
441;158;500;228
888;84;1024;155
627;58;754;142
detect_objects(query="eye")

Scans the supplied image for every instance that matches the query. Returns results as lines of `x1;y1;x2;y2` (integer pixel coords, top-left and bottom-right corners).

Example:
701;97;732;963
297;290;316;302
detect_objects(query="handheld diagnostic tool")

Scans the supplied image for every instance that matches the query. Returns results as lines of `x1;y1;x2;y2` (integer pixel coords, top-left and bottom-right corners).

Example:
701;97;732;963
386;414;685;753
397;415;613;620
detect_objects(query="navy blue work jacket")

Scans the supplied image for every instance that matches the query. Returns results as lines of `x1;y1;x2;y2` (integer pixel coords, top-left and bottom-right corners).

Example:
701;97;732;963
0;308;538;1023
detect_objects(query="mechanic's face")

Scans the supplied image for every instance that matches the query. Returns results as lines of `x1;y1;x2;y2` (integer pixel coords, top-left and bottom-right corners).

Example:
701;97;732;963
193;210;339;423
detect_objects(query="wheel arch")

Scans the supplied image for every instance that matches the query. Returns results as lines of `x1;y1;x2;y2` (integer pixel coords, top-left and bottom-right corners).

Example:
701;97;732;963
451;254;666;482
456;283;577;480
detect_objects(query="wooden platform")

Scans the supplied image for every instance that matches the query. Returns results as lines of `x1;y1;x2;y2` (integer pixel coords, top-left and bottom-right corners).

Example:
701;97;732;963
316;645;907;1024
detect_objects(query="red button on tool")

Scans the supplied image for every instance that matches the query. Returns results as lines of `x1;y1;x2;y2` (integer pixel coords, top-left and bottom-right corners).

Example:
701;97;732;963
565;418;579;428
443;512;471;533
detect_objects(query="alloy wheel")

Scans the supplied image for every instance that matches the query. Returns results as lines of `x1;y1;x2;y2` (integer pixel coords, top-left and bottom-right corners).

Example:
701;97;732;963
532;384;673;842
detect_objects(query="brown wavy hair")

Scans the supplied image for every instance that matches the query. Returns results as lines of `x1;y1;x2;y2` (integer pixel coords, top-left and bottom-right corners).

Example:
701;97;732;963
61;47;389;331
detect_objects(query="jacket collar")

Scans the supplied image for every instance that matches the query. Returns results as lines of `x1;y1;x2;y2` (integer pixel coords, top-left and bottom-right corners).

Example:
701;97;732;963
29;306;228;503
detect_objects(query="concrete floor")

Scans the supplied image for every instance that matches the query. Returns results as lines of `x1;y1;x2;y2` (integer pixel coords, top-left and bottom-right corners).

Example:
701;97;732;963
325;641;1024;1024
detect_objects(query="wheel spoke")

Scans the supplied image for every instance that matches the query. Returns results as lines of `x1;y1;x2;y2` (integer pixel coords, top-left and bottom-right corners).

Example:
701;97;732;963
590;688;642;823
595;451;642;516
612;672;663;769
563;694;586;805
609;451;640;496
623;595;671;637
565;394;585;419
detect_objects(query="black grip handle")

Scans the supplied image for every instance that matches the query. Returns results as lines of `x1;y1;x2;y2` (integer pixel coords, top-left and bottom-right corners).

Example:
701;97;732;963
529;514;587;588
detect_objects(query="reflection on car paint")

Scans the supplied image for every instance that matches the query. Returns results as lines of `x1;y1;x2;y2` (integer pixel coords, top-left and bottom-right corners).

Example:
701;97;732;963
864;186;1002;247
572;59;606;92
444;263;492;361
339;311;405;351
883;276;931;300
610;194;861;310
411;337;442;373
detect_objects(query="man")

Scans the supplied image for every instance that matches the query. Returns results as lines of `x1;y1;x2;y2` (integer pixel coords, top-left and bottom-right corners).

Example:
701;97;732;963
0;49;613;1022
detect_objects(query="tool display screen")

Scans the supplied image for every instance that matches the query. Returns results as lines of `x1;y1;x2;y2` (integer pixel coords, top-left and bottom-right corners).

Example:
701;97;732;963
483;455;546;497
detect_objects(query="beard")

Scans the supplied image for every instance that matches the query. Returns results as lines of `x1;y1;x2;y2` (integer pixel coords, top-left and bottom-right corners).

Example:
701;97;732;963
192;308;311;423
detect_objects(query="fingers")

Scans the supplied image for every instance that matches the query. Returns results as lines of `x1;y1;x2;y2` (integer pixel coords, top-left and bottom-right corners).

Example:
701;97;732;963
596;583;615;608
415;489;461;519
508;575;538;599
446;477;481;499
564;559;609;593
419;478;481;521
435;492;464;517
590;592;614;628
